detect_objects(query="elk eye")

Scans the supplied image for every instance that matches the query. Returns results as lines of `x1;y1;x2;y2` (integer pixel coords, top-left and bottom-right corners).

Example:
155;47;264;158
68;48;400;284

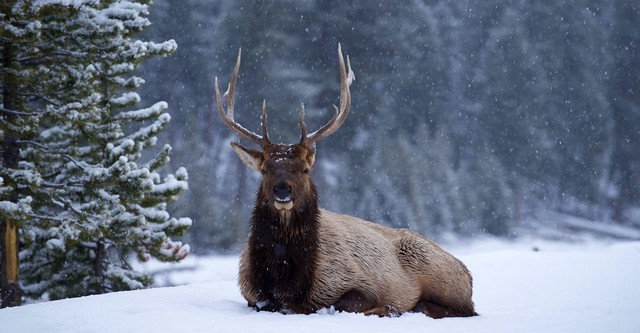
260;169;266;175
303;168;310;174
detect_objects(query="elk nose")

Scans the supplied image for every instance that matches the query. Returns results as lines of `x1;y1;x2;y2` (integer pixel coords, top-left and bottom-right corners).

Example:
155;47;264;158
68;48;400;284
273;183;292;202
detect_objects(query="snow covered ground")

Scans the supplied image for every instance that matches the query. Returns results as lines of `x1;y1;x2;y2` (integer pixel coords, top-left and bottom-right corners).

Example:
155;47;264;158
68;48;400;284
2;238;639;333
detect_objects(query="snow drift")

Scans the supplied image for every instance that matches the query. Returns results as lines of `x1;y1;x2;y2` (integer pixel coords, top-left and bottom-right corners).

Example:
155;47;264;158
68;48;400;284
1;240;639;333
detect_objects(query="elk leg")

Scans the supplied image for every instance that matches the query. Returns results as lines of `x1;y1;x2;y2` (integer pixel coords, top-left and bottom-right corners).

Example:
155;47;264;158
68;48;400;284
412;299;477;319
333;289;377;313
363;305;402;317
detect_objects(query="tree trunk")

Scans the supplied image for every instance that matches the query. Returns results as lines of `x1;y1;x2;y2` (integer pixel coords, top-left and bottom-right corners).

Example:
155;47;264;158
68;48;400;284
93;239;106;294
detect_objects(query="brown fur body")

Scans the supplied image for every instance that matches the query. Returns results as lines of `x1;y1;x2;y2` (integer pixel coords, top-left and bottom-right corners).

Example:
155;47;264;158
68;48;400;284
216;45;477;318
239;203;477;318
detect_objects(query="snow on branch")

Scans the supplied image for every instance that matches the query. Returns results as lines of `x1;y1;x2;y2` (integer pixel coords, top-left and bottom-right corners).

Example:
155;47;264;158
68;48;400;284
157;239;190;261
120;112;171;150
31;0;93;13
109;92;141;107
145;144;171;172
0;196;33;218
115;101;167;122
151;168;189;198
124;40;178;59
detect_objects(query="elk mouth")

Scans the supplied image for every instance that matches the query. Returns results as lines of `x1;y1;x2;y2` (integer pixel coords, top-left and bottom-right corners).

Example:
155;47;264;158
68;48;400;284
274;197;294;211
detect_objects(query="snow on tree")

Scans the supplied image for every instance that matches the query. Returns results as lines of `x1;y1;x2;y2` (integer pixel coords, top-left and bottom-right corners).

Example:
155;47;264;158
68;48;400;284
1;0;191;303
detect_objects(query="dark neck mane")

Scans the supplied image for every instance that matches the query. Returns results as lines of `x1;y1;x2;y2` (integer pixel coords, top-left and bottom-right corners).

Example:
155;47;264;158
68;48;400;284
247;185;320;313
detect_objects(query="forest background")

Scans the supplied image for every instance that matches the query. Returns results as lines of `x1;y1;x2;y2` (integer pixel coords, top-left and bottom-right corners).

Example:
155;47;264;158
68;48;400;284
139;0;640;251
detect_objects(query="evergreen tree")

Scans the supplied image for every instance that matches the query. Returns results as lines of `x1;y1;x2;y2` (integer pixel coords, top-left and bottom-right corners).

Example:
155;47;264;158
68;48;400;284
1;0;191;302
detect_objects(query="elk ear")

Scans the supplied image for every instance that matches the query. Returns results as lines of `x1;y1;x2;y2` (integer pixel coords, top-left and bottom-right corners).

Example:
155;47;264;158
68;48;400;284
305;148;316;169
230;142;263;171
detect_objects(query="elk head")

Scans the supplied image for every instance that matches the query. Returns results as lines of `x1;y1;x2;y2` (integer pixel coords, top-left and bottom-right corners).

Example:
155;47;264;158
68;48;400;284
215;45;355;215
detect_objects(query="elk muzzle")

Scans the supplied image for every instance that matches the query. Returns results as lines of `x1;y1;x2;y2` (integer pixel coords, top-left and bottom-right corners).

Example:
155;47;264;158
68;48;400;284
273;181;294;211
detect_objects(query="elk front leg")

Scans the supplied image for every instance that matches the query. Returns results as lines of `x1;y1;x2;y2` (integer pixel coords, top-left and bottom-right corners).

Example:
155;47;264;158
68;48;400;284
363;305;402;317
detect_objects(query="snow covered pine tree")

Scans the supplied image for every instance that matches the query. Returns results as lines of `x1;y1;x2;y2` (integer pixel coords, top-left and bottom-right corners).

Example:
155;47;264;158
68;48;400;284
1;0;191;303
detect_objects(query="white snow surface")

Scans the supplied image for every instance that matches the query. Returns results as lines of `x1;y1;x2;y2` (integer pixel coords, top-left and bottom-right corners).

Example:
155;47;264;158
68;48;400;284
2;239;639;333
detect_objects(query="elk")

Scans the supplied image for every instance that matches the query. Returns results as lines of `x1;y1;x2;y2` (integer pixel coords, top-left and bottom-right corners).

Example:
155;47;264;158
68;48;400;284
215;45;477;318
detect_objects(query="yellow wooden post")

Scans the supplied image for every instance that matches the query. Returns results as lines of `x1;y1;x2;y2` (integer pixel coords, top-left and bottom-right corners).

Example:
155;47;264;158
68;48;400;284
1;220;22;307
4;222;18;283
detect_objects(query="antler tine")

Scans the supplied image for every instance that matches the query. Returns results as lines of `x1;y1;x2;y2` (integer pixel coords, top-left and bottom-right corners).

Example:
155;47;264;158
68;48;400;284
215;48;271;148
301;43;355;147
299;103;308;139
261;99;270;143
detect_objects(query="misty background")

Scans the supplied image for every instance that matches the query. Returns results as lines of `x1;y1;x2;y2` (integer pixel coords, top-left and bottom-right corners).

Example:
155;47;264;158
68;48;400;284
137;0;639;252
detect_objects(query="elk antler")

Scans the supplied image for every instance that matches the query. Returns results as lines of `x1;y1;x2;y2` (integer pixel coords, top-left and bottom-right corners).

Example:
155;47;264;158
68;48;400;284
215;48;271;148
300;43;355;148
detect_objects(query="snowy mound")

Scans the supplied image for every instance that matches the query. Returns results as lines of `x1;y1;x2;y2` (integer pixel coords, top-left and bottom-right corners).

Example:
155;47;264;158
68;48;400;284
2;241;639;333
